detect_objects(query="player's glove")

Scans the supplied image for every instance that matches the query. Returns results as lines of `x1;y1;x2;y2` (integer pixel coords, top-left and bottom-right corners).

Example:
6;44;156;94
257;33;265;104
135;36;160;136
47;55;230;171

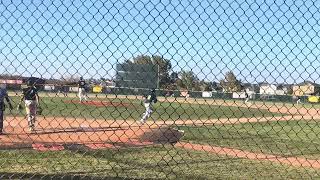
17;103;23;111
9;104;13;110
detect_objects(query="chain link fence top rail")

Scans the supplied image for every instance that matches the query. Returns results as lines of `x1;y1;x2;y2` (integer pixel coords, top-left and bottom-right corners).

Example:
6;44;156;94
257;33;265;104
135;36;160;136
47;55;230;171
1;0;320;179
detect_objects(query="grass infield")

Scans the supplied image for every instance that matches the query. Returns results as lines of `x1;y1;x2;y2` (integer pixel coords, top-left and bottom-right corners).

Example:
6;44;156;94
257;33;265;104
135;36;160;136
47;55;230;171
0;146;319;179
4;96;280;121
178;120;320;159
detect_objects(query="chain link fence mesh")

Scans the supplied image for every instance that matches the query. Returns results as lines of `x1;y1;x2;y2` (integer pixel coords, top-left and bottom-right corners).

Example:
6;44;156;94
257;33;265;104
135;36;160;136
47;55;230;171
1;0;320;179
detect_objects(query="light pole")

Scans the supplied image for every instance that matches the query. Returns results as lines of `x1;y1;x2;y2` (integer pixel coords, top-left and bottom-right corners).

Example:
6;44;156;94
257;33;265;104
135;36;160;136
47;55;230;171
157;64;160;89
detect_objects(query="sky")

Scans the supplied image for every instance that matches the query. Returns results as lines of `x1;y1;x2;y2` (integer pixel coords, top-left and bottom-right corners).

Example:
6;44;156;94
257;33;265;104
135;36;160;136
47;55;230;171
1;0;320;84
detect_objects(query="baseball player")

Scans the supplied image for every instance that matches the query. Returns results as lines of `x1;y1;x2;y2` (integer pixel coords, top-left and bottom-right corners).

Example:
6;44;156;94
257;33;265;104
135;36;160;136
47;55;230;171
244;91;249;104
140;89;158;124
296;97;301;105
0;84;13;135
18;80;40;132
78;77;87;102
185;91;190;100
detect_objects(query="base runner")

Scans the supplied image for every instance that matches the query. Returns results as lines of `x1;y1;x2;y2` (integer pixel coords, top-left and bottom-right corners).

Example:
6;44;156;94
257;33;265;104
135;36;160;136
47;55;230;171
140;89;158;124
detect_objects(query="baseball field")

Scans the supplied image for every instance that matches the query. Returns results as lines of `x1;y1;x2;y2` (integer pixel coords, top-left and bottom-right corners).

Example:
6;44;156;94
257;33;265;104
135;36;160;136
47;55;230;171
1;92;320;179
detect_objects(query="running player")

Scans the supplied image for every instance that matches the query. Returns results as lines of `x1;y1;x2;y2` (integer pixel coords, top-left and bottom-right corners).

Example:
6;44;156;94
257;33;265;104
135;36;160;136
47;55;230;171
140;89;158;124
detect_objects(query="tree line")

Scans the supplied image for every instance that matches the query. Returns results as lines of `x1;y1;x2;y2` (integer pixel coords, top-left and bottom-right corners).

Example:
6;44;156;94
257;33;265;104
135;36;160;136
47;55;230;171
122;54;242;92
0;55;243;92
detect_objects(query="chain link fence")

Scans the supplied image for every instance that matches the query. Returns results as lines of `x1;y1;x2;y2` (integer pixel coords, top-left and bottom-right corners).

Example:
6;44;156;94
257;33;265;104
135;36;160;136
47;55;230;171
1;0;320;179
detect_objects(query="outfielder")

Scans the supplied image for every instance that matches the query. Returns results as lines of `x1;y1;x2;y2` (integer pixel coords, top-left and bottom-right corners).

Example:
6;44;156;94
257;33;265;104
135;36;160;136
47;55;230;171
297;97;301;104
0;84;13;135
78;77;87;102
18;80;40;132
140;89;157;124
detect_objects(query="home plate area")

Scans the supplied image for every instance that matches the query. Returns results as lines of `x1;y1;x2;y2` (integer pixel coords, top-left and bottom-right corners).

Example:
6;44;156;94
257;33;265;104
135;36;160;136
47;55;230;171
0;117;184;152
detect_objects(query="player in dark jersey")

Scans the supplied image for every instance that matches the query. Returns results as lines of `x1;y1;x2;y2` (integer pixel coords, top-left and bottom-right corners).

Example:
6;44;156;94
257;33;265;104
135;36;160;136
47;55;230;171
140;89;158;124
0;84;13;135
18;80;40;132
78;77;87;102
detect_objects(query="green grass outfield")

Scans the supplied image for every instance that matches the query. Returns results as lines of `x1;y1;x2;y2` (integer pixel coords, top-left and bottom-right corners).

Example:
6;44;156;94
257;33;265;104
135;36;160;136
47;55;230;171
0;146;319;179
178;120;320;159
4;96;281;121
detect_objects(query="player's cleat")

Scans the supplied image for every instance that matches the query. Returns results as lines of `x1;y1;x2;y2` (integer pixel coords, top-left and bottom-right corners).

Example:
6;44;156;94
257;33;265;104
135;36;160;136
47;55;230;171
139;119;145;125
29;126;35;132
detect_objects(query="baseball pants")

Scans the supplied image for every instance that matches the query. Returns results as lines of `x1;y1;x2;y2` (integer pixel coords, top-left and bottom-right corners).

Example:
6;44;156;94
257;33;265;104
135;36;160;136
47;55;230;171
78;88;87;102
25;100;37;128
0;102;4;132
0;110;4;132
141;103;153;123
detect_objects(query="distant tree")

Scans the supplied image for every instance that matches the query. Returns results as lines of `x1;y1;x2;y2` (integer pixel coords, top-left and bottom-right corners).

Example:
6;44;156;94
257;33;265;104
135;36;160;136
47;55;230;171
178;70;200;90
60;74;80;83
123;59;133;64
220;71;241;92
89;78;99;85
45;78;63;85
287;86;293;95
127;54;172;88
0;74;22;79
133;55;152;64
152;55;172;88
199;80;212;91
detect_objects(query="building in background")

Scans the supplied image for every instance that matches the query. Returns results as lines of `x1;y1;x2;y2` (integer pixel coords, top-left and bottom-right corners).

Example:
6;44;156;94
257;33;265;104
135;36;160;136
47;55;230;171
0;79;23;90
259;83;277;94
0;76;45;90
293;81;320;96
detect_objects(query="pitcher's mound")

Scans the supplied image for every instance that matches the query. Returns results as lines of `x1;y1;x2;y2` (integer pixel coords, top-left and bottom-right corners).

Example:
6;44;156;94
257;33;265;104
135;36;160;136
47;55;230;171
140;126;184;144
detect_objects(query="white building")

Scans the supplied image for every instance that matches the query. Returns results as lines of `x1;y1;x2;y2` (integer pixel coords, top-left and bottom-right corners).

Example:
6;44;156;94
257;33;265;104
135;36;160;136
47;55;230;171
259;83;289;96
260;83;277;95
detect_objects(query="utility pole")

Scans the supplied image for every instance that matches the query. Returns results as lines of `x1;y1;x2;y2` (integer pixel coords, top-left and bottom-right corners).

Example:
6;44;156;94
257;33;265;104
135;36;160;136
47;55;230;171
157;64;160;89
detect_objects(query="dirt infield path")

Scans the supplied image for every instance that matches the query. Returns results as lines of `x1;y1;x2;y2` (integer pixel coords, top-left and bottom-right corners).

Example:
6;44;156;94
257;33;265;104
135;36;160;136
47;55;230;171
1;113;316;146
0;116;150;146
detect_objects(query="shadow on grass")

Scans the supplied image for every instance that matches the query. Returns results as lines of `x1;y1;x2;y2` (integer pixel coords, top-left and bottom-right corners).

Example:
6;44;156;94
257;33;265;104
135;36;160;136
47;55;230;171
31;126;126;135
4;126;127;136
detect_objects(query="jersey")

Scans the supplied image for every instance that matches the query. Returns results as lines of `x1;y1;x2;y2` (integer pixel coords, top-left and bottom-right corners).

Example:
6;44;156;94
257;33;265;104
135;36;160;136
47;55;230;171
22;86;38;101
144;92;157;104
78;80;86;89
0;88;8;103
0;88;8;111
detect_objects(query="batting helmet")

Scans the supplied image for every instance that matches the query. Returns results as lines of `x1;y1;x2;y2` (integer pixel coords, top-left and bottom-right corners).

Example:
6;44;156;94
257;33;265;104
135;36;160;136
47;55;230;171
26;79;34;86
